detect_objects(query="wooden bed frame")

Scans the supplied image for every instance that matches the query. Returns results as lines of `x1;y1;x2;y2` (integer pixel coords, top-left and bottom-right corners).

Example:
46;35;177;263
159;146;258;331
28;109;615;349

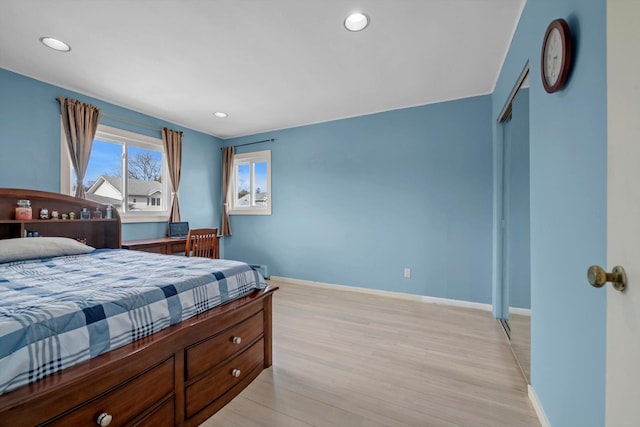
0;188;276;426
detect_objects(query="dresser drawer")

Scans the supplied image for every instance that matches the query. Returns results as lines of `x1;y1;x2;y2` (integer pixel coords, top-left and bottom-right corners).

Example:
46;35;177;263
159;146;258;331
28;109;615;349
46;358;174;427
131;244;165;254
185;338;264;418
166;241;186;254
131;397;174;427
186;311;263;381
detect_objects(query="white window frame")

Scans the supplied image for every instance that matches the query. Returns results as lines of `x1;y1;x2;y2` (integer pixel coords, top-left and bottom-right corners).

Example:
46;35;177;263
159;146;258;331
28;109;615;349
61;124;171;223
228;150;271;215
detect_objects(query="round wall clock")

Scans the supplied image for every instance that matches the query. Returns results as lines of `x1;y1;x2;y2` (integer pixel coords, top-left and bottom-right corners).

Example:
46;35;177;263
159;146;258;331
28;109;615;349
541;18;572;93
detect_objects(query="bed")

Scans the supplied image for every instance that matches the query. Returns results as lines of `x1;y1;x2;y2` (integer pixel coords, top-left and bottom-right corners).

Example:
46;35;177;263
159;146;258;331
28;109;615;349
0;188;277;426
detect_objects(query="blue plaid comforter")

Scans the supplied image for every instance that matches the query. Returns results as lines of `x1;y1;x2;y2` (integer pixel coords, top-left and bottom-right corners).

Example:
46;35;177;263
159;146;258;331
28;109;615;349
0;249;266;395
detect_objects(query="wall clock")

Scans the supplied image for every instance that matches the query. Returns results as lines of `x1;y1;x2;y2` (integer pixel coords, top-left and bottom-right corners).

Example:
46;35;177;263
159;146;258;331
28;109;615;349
541;18;572;93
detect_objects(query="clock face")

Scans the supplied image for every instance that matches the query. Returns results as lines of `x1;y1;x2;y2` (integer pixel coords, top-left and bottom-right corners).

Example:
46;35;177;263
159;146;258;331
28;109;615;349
544;28;563;86
541;19;572;93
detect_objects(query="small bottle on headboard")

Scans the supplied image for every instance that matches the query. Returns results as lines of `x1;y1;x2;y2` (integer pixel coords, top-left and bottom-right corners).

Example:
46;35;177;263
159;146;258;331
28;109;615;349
15;200;32;220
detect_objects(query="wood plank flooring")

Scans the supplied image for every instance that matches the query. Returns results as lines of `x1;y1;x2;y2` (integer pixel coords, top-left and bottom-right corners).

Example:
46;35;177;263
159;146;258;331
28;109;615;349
201;280;540;427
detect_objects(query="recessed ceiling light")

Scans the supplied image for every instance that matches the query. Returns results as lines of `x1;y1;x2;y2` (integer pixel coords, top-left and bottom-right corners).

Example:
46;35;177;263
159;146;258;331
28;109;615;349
344;12;369;32
40;37;71;52
214;112;228;118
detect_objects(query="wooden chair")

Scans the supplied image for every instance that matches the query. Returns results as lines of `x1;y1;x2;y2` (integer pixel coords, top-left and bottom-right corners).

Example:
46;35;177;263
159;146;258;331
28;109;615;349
185;228;219;259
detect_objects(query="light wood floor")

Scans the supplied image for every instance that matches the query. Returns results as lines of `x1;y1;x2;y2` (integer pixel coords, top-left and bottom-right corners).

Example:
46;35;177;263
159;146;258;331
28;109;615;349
201;281;540;427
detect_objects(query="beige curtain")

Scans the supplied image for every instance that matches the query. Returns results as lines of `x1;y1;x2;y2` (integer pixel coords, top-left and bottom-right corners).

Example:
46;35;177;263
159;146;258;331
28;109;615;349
58;97;101;199
162;127;183;222
221;146;234;236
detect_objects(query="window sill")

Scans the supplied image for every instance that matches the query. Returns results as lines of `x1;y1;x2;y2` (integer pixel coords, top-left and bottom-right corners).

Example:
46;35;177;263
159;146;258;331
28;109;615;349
121;214;169;224
229;209;271;216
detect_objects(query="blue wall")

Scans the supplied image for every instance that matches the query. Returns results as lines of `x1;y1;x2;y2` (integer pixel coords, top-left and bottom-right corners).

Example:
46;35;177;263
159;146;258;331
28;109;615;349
0;68;222;240
223;96;494;304
493;0;607;425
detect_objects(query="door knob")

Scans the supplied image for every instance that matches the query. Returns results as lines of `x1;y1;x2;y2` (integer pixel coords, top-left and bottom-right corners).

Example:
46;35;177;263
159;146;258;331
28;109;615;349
587;265;627;291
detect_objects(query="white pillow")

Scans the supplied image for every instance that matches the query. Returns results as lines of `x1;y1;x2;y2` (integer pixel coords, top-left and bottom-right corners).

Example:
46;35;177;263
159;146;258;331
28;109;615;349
0;237;95;263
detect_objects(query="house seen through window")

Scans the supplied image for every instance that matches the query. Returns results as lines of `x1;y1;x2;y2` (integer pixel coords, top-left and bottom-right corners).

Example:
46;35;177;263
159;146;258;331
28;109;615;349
62;125;170;222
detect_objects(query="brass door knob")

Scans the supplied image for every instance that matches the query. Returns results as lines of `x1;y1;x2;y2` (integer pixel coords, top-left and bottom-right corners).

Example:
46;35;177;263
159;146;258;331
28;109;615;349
587;265;627;291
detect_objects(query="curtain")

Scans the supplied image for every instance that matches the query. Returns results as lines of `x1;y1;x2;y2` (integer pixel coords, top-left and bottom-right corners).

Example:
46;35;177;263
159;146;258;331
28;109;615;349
162;127;183;222
221;146;234;236
58;97;101;199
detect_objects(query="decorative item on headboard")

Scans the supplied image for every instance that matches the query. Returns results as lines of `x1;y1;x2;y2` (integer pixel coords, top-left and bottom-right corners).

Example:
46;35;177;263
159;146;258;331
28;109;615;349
39;207;49;219
15;199;32;220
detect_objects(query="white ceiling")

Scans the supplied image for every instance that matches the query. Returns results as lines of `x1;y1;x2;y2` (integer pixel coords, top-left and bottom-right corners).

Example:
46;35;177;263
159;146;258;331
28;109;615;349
0;0;525;139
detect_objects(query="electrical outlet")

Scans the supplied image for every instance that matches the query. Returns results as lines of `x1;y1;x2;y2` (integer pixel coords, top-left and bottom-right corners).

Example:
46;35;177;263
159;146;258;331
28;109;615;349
404;267;411;278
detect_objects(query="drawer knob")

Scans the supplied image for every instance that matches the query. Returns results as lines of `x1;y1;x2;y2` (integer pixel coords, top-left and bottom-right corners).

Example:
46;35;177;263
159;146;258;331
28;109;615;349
232;336;242;345
96;412;113;426
232;369;241;378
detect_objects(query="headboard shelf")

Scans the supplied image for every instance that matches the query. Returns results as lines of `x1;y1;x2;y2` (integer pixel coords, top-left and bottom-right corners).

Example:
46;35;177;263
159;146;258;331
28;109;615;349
0;219;119;223
0;188;122;248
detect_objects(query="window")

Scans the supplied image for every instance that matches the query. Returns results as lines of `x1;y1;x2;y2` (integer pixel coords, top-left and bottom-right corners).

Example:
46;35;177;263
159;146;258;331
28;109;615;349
61;124;171;223
229;150;271;215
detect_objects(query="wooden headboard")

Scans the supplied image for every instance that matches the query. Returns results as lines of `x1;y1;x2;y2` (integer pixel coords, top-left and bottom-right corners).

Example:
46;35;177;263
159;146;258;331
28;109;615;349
0;188;121;248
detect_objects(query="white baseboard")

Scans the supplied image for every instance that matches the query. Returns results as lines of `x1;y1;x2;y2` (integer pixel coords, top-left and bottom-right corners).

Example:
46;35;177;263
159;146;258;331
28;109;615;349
528;384;551;427
509;307;532;316
269;276;493;312
420;295;493;312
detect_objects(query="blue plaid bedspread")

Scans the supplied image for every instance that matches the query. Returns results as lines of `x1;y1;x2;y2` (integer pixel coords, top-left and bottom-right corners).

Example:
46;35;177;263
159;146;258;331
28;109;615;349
0;249;266;395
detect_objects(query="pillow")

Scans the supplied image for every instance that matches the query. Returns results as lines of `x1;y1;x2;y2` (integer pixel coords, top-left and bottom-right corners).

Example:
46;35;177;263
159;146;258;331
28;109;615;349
0;237;95;264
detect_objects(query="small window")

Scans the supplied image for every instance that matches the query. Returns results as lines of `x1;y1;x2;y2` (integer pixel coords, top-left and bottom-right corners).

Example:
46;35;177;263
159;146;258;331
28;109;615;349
229;150;271;215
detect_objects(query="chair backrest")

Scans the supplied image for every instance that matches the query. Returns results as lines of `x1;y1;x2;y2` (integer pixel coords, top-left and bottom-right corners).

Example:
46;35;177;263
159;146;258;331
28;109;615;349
185;228;219;259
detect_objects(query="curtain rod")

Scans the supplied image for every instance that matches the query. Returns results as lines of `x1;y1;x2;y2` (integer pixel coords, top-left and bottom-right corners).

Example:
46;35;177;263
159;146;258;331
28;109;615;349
100;112;163;132
57;97;164;132
221;138;275;150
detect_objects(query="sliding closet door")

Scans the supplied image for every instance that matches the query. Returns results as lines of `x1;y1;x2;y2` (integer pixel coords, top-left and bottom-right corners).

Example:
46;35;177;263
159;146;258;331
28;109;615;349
506;89;530;313
502;87;531;381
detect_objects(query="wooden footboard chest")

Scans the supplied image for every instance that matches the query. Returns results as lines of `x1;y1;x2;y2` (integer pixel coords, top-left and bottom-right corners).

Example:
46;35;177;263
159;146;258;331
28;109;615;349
0;286;276;427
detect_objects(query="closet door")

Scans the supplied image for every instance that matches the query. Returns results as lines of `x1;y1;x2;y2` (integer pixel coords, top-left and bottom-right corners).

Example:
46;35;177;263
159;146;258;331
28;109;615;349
506;89;530;315
501;87;531;382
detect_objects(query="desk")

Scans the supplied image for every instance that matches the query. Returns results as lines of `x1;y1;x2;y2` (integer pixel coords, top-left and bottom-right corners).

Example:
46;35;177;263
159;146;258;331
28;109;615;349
122;237;187;255
122;235;220;258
